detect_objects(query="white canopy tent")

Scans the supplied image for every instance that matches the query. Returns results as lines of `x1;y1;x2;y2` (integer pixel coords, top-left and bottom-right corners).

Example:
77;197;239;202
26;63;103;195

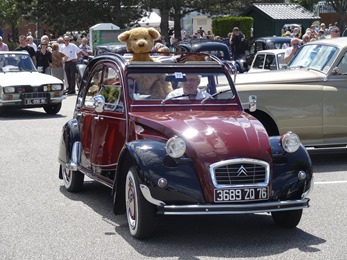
138;12;174;28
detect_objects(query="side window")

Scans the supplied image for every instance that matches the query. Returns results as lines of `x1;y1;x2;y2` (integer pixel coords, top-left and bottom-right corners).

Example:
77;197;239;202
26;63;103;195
100;67;122;111
336;53;347;75
264;54;276;70
253;54;265;69
83;65;103;108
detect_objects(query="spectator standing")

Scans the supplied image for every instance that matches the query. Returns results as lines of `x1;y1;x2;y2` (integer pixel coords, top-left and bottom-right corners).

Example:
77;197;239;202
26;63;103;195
78;37;92;60
284;38;301;64
0;36;9;51
317;29;326;40
36;40;52;74
51;42;67;82
301;34;310;44
57;37;64;50
229;27;245;60
329;26;341;38
27;35;37;51
197;27;205;38
16;35;36;65
60;35;82;94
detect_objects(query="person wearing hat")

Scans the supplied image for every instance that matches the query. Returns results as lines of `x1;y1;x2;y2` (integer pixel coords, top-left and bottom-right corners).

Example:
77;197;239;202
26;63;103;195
317;29;326;40
0;36;9;51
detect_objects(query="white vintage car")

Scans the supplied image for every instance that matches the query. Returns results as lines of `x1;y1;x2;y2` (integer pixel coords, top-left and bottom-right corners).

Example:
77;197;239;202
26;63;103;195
235;37;347;148
0;51;65;115
248;49;286;73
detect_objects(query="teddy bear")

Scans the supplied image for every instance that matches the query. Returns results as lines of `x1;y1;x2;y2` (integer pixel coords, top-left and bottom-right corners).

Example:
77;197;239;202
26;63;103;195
118;27;173;99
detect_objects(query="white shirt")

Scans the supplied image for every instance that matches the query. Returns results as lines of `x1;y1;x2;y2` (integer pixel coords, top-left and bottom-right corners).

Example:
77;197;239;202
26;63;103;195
61;43;81;61
28;42;37;52
166;88;212;100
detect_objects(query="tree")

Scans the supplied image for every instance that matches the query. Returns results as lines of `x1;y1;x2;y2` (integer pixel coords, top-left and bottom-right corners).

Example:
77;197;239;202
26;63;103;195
325;0;347;32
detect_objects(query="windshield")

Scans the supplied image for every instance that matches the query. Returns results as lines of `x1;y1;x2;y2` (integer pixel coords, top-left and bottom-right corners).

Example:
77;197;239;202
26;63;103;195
0;53;36;72
288;44;338;73
126;71;235;102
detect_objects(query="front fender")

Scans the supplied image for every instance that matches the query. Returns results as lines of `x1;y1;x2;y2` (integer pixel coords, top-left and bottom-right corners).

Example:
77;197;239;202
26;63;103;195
122;140;205;204
58;119;81;166
270;136;313;200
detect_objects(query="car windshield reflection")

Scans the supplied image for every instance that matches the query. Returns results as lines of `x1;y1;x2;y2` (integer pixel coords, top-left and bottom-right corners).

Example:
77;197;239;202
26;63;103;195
288;44;338;73
0;53;36;72
126;71;235;101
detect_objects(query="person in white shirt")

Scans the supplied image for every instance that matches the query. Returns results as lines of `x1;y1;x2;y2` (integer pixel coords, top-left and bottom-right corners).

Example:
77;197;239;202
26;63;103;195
284;38;300;64
27;35;37;51
60;35;82;94
166;74;211;100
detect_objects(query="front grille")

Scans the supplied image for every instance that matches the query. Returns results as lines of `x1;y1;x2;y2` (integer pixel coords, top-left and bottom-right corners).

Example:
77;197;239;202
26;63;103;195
210;159;269;188
21;92;48;99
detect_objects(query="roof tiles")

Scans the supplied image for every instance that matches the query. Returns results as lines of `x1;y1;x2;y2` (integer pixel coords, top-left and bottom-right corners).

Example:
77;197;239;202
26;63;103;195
253;3;320;20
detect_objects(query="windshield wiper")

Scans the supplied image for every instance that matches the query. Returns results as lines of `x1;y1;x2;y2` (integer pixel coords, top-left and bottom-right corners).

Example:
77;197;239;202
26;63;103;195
161;93;189;104
201;89;231;104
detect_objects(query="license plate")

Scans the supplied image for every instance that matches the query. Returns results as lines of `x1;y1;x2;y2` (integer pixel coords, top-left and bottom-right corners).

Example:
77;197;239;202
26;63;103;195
24;98;48;105
214;187;269;202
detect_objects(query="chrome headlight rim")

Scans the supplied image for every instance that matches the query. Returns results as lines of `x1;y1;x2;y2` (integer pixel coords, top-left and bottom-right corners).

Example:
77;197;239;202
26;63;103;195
280;131;301;153
44;84;63;91
3;86;16;94
166;135;186;158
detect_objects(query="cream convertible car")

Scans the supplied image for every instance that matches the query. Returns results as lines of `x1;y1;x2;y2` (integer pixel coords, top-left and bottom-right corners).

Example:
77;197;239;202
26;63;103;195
235;37;347;148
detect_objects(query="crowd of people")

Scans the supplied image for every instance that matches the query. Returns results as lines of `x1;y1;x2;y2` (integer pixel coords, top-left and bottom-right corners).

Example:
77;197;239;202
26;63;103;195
282;23;341;63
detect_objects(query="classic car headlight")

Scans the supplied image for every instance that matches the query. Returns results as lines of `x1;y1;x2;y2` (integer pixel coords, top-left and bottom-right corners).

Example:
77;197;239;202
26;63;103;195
166;136;186;158
3;86;16;94
44;84;62;91
280;131;301;153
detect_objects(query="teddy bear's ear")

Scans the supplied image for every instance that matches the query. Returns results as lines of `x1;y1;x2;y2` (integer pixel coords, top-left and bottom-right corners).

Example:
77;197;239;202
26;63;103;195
147;28;160;40
118;31;131;42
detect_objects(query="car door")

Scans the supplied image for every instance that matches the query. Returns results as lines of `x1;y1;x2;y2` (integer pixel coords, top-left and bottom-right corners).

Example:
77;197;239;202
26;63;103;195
323;52;347;144
89;62;126;183
77;62;104;172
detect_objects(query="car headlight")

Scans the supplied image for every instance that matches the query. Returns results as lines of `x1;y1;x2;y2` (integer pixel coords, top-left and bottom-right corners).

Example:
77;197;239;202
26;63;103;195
280;131;301;153
166;136;186;158
3;86;16;94
44;84;62;91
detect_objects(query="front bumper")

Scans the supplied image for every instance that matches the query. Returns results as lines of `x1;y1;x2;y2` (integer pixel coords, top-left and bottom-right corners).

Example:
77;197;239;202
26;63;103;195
140;184;310;216
157;199;310;215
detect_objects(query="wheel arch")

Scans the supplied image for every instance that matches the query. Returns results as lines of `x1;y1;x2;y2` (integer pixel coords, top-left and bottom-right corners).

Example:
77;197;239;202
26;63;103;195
246;109;279;136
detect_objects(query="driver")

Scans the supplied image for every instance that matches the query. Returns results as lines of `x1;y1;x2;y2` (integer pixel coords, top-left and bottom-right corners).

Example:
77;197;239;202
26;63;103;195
166;74;211;100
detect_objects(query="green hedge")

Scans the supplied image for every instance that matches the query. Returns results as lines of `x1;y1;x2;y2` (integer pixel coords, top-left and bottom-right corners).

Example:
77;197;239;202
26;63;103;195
212;16;253;39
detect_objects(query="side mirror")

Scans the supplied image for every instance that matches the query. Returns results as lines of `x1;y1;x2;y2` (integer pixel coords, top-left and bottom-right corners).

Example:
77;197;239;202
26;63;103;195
93;94;105;113
248;95;257;112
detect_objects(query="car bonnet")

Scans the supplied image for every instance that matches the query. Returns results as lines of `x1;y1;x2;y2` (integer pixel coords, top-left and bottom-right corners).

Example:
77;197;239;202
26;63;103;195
130;110;272;163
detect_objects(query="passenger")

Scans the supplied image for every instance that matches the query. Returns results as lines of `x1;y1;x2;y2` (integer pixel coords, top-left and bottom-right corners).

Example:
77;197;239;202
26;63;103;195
166;74;211;100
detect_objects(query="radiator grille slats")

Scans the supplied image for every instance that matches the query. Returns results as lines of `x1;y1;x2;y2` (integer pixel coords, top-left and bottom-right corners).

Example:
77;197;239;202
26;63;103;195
213;163;266;185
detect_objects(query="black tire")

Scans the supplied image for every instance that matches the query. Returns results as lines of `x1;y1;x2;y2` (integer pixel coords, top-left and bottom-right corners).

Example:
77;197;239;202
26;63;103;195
272;209;303;228
43;103;62;115
61;165;84;192
125;166;157;239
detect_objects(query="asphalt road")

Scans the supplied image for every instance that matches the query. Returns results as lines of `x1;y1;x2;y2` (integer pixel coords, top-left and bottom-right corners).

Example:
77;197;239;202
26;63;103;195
0;95;346;260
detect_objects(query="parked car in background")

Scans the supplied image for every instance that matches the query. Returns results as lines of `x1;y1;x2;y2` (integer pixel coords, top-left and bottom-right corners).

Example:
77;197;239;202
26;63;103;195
248;49;286;73
236;37;347;148
246;36;291;66
58;51;313;239
173;39;247;73
0;51;65;115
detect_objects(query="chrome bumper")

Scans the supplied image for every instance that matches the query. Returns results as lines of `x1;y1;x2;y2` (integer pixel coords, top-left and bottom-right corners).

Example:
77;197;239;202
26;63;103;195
157;199;310;215
140;184;310;216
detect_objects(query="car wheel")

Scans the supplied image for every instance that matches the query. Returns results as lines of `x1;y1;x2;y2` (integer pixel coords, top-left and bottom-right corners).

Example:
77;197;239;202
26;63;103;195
61;165;84;192
125;166;157;239
271;209;302;228
43;103;62;115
